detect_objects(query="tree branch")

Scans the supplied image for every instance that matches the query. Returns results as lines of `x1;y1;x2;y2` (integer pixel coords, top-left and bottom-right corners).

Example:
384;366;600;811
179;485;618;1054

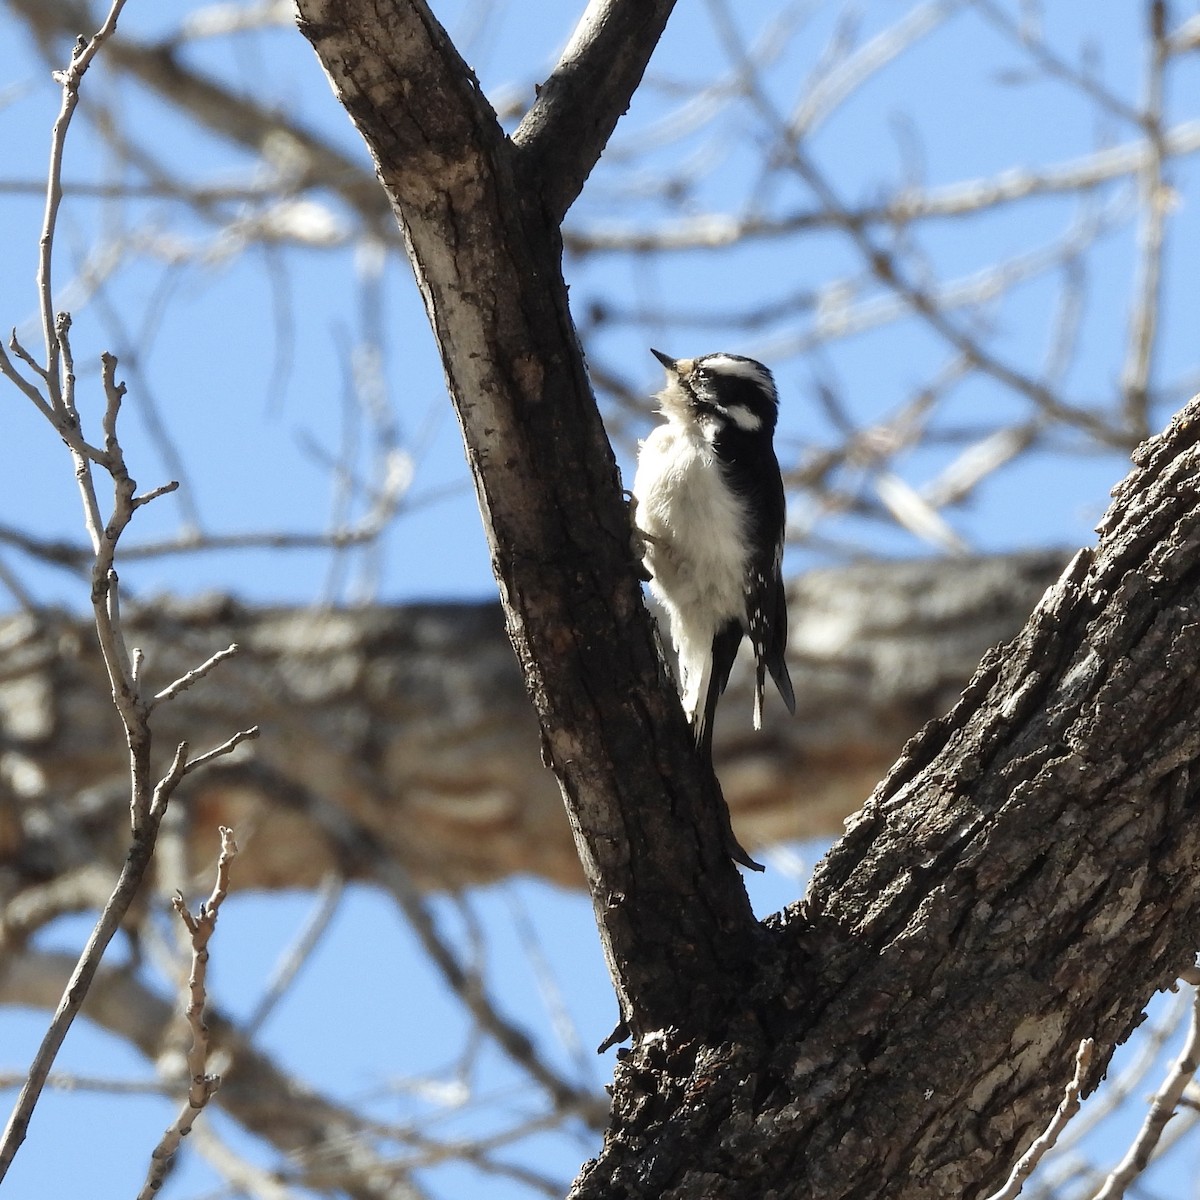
293;5;1200;1195
982;1038;1094;1200
139;827;238;1197
8;0;392;226
1091;980;1200;1200
513;0;679;221
0;554;1062;904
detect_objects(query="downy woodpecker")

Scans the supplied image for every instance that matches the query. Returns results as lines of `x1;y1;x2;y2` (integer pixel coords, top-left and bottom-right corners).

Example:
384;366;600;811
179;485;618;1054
633;349;796;758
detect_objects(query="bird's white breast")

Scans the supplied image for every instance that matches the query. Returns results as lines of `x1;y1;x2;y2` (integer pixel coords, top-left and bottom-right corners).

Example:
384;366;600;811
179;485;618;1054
632;419;749;635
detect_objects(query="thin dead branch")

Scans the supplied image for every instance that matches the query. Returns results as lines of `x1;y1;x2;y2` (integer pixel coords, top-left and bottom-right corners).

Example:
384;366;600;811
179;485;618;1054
139;826;238;1198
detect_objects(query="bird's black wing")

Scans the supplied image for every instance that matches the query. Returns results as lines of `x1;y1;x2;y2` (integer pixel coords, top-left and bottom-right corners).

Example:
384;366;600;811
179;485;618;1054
746;527;795;725
715;430;794;727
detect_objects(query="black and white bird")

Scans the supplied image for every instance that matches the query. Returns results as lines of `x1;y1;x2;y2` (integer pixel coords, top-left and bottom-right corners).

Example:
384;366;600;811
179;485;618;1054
632;349;796;759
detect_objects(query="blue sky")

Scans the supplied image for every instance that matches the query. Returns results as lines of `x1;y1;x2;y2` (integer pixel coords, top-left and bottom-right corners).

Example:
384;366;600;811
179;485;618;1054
2;1;1200;1197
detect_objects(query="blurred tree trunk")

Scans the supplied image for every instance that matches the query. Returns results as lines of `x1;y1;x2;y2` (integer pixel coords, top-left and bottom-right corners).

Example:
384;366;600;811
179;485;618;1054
0;552;1062;896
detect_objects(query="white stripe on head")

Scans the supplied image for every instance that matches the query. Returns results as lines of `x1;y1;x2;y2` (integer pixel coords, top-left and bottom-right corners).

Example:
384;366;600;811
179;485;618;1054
699;354;776;399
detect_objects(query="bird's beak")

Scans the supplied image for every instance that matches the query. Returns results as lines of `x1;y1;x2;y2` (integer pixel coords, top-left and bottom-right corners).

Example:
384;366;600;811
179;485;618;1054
651;348;695;377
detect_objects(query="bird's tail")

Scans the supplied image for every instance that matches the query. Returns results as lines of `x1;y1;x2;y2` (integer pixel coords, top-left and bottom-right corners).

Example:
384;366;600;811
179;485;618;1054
753;651;795;730
695;622;744;764
748;614;796;730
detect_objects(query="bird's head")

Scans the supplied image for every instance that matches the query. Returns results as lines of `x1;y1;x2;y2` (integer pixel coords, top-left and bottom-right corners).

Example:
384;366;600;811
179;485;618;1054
651;348;778;437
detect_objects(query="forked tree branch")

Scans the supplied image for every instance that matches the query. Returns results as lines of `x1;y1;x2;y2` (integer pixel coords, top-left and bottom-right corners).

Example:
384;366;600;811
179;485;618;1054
298;0;758;1043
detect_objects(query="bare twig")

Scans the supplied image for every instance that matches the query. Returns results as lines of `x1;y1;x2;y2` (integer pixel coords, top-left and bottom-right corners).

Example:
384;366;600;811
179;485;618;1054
150;642;242;710
139;827;239;1199
0;554;40;612
58;315;107;551
1090;983;1200;1200
0;723;251;1179
190;1122;298;1200
242;873;345;1040
132;479;181;509
983;1038;1094;1200
0;866;119;948
969;0;1143;128
0;516;411;574
595;202;1121;353
220;760;604;1126
564;121;1200;254
0;1073;169;1096
0;780;172;1178
0;339;56;423
0;5;257;1176
181;726;261;776
921;424;1040;511
0;7;136;1179
704;0;1131;447
502;885;596;1087
789;0;960;139
874;471;969;552
375;856;601;1123
1169;14;1200;54
1119;0;1172;439
6;330;50;382
1045;985;1195;1165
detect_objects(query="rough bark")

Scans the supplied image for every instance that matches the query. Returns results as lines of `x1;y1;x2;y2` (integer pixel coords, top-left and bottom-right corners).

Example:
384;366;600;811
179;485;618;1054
4;0;1180;1192
5;0;1199;1196
0;554;1061;900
